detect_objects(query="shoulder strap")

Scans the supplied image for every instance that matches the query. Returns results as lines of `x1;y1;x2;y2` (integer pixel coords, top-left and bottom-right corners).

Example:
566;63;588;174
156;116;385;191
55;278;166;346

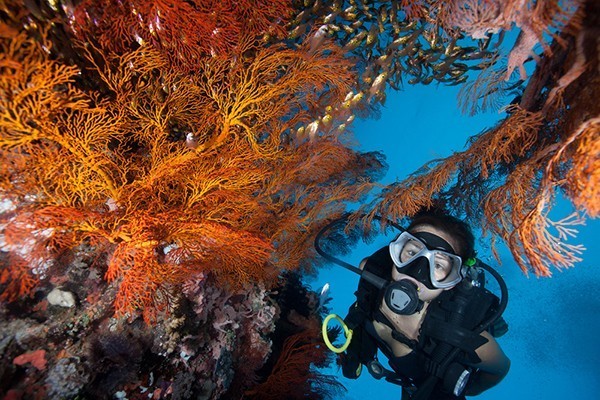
362;246;393;280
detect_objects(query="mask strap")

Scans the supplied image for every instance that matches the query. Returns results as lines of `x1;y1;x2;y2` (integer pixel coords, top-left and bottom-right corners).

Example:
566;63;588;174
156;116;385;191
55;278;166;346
411;231;456;254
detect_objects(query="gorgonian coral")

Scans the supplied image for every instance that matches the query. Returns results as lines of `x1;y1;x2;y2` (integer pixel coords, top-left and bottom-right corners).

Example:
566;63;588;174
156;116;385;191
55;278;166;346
69;0;294;72
0;8;383;321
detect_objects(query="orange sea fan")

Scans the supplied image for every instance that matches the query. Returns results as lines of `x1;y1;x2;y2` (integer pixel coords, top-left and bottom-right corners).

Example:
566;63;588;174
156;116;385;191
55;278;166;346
84;33;355;157
512;210;586;276
188;40;355;154
364;153;461;226
0;31;90;140
109;243;173;323
104;215;275;322
564;118;600;217
0;3;381;322
71;0;215;62
461;106;544;178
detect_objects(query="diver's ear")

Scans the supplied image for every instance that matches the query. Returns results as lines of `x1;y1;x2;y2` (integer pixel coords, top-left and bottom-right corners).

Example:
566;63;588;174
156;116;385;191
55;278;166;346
359;257;369;270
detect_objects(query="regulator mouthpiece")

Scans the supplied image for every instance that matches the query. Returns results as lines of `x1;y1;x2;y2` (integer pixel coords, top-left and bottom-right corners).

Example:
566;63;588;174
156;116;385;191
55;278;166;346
384;280;424;315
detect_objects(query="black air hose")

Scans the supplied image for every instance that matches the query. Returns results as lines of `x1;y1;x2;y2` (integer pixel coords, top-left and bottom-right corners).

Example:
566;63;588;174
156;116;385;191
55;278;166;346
314;213;402;290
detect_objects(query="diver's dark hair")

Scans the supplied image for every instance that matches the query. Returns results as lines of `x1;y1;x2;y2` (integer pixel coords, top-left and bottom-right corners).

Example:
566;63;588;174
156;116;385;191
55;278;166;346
407;208;475;260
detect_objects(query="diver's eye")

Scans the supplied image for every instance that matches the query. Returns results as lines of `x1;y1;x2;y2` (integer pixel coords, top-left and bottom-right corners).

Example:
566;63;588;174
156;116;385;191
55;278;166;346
435;262;448;271
434;253;452;271
433;261;452;281
400;240;424;262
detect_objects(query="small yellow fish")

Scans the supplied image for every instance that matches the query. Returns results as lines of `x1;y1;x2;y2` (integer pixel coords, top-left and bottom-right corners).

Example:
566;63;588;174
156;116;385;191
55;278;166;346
378;4;388;24
389;34;412;50
331;0;343;12
351;92;364;105
366;23;379;46
308;25;330;53
368;71;388;98
323;12;338;24
343;31;367;51
351;20;364;30
306;120;319;140
289;23;308;40
421;76;434;85
312;0;323;13
342;24;355;34
292;10;307;26
450;68;467;78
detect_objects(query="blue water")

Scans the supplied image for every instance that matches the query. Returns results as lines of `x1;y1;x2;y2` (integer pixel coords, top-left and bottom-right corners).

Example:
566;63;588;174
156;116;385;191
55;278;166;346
311;82;600;399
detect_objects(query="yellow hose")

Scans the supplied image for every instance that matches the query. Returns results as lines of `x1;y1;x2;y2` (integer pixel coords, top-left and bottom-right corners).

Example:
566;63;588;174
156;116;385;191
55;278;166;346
322;314;353;353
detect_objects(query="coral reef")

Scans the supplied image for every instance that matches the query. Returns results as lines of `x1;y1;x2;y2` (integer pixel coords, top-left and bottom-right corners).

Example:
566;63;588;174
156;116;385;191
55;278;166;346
0;1;382;320
0;245;337;399
0;0;597;399
0;1;374;397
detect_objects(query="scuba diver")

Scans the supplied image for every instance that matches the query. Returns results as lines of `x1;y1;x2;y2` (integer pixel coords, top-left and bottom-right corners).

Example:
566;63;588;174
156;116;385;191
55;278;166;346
316;209;510;399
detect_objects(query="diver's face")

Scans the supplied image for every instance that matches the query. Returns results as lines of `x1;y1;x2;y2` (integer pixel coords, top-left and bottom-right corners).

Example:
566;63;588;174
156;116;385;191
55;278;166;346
391;224;460;301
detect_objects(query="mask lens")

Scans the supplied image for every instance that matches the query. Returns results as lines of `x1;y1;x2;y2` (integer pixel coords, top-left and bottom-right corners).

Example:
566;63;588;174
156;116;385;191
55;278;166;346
433;252;453;281
430;250;463;288
399;238;425;263
389;232;464;289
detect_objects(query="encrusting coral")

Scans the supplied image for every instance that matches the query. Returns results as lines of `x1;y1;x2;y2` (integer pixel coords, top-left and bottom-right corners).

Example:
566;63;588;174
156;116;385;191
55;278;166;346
0;245;340;399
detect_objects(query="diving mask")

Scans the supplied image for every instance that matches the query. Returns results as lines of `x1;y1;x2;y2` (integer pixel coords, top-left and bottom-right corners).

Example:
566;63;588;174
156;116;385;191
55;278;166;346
389;231;464;289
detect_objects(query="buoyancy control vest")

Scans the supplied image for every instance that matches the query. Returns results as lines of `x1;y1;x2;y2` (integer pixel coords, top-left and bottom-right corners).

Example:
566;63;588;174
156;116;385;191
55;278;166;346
341;246;503;399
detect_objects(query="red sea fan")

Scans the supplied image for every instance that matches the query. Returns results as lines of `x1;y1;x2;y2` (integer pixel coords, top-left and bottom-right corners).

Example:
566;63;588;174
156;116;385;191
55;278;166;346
70;0;294;72
245;326;344;400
